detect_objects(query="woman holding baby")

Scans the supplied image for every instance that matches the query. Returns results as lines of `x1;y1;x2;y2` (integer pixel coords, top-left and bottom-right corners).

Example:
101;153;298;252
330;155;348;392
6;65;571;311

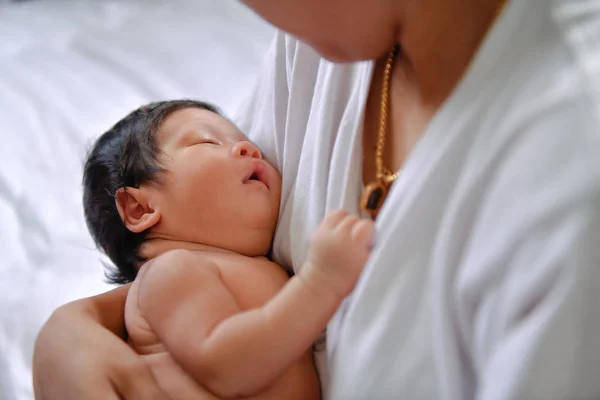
33;0;600;399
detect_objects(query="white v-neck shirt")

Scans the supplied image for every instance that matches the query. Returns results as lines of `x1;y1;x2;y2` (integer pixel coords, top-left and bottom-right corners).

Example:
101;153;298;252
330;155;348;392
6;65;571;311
235;0;600;398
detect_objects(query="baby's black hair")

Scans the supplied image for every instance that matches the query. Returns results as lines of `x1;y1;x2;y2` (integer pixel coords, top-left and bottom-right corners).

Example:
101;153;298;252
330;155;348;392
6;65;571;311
83;100;219;284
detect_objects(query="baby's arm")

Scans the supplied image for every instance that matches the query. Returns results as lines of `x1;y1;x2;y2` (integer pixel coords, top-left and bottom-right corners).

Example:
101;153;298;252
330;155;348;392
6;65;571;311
138;210;373;399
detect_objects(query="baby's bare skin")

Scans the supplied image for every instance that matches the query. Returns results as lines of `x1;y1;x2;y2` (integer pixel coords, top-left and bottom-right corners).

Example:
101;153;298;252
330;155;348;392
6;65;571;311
110;108;374;399
125;251;320;400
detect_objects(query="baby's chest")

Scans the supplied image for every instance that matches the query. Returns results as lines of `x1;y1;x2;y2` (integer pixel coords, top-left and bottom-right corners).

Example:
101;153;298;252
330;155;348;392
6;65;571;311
216;257;289;311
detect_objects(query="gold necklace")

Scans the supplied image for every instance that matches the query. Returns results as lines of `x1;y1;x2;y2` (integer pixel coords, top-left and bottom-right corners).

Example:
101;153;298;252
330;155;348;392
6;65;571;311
359;44;399;219
359;0;508;219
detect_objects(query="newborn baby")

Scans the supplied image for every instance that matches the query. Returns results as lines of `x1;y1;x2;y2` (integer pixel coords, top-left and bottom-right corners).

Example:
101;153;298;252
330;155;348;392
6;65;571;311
83;100;374;400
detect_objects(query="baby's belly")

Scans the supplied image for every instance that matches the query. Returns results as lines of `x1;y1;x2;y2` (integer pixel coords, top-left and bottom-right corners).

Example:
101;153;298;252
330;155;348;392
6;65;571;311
141;351;320;400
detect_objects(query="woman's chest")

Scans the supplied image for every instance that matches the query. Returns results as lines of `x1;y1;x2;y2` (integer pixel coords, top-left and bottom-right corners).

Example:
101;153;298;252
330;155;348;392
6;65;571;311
362;59;437;186
271;60;437;272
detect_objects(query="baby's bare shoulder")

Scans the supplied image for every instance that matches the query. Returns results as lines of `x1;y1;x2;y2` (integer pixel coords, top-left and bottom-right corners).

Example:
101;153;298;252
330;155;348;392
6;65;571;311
135;250;225;301
216;255;290;303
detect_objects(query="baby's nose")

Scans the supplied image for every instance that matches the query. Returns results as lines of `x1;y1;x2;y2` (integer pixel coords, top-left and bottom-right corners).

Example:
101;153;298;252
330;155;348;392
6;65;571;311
231;141;262;159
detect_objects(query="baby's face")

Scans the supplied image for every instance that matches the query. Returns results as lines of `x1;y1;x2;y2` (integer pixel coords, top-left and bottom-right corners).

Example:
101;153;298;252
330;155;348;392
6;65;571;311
147;107;282;256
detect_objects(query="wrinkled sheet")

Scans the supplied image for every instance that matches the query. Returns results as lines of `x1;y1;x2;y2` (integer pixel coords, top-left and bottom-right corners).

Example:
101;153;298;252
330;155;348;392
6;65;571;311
0;1;273;398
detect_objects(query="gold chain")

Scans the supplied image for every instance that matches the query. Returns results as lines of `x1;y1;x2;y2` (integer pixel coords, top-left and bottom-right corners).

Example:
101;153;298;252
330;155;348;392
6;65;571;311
375;44;399;186
372;0;507;189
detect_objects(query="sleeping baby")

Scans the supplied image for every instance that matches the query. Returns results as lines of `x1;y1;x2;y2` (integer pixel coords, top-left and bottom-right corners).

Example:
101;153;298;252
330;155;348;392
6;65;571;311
82;100;374;400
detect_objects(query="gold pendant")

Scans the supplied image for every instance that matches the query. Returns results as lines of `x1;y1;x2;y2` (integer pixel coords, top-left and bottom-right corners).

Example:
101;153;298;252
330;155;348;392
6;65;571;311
360;181;388;218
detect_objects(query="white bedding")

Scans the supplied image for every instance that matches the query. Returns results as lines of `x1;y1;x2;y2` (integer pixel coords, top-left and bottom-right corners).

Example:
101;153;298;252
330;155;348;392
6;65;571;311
0;1;273;398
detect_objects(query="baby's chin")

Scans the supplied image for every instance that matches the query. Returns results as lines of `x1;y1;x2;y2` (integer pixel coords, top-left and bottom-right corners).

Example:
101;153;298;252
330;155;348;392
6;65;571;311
226;214;278;256
189;224;275;257
227;232;274;258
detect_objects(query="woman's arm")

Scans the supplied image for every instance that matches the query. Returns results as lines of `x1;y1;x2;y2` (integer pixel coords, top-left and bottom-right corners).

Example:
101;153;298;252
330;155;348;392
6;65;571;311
33;284;168;400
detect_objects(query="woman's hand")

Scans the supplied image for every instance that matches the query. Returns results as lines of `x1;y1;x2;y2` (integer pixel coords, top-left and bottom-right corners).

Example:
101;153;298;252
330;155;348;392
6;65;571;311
33;286;169;400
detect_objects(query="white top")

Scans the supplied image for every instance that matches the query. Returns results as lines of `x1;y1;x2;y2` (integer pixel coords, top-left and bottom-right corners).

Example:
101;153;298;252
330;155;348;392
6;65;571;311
234;0;600;399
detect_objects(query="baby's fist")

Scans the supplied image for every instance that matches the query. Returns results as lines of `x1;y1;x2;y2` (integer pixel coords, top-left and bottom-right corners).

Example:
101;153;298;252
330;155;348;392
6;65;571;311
303;210;375;298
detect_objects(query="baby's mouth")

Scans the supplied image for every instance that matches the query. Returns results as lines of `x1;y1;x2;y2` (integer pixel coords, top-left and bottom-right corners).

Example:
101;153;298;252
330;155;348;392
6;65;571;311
243;163;269;189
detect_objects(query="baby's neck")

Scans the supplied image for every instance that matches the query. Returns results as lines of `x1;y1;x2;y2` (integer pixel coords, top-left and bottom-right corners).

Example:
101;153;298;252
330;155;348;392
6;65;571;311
139;238;240;260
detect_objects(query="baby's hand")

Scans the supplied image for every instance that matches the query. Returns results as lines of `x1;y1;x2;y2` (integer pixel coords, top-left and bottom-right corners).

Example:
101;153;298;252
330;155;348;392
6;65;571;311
301;209;375;299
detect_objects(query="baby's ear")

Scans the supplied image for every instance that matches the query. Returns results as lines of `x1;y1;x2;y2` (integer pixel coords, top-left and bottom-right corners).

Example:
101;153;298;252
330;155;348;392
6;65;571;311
115;187;161;233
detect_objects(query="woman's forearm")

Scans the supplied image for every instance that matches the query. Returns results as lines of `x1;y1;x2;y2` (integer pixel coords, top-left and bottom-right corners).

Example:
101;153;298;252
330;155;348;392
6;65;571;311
37;284;130;348
32;283;169;400
33;285;130;385
85;283;131;337
194;273;339;398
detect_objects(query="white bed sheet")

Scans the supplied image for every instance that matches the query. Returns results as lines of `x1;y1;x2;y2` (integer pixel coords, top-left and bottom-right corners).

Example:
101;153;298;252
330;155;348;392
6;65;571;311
0;1;273;399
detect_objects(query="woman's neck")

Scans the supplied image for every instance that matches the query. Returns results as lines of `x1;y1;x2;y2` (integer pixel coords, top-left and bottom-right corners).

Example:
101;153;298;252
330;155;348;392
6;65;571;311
392;0;504;107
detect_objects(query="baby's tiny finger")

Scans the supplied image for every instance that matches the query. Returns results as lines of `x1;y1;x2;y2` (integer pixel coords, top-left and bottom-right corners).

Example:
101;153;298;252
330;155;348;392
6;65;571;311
351;219;375;245
322;209;348;228
338;215;360;232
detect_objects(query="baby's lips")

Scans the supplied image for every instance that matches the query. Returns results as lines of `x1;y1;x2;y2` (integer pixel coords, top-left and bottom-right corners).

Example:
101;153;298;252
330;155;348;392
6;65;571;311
255;162;270;189
247;159;269;189
243;159;270;189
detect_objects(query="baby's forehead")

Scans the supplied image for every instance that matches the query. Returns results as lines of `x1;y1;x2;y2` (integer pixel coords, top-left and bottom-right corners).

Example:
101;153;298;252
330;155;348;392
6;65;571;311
158;107;247;144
